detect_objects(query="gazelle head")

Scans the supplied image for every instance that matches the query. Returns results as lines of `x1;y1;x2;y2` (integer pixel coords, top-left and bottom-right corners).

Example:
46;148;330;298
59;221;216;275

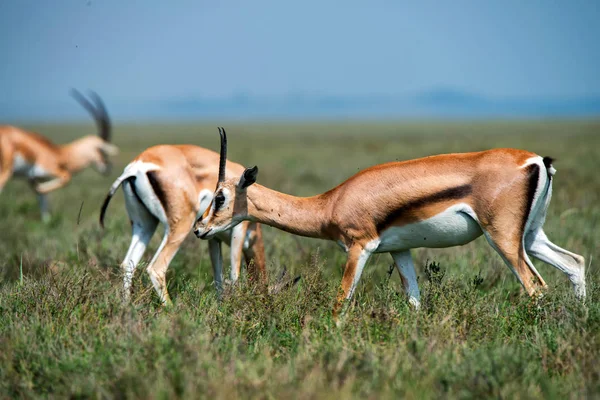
194;127;258;239
69;89;118;175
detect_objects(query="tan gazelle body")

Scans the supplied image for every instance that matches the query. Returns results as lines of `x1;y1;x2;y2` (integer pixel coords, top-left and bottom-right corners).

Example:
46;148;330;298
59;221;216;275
100;129;267;304
0;90;117;220
195;129;586;319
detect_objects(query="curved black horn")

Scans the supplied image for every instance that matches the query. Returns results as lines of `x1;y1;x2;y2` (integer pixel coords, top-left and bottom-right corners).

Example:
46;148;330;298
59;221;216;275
217;127;228;184
70;89;112;142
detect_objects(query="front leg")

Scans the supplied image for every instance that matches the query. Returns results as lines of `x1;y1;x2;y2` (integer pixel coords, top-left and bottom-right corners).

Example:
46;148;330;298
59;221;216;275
208;238;224;294
28;180;51;222
333;244;372;322
38;193;51;223
229;222;247;283
35;171;71;194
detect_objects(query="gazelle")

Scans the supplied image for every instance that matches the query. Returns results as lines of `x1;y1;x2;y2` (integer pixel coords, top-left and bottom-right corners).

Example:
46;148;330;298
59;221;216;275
0;90;117;221
195;129;586;318
100;128;267;304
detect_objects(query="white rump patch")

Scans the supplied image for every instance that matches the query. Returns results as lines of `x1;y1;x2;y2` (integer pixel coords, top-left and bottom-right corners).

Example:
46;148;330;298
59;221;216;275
519;156;543;169
120;161;167;223
123;160;161;175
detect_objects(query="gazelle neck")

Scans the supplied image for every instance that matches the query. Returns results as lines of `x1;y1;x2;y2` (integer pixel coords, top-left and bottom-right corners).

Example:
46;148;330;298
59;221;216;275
246;184;334;239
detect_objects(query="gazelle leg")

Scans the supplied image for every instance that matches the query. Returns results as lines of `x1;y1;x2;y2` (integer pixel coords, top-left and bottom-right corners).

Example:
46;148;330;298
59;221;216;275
35;170;71;194
390;250;421;309
526;229;586;299
28;180;51;222
121;181;158;302
38;193;50;223
229;222;247;283
208;238;224;294
146;221;191;306
483;229;546;296
333;244;372;320
242;223;268;286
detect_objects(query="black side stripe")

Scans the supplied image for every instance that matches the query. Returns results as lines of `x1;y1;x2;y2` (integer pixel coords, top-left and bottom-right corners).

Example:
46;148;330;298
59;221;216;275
147;171;168;213
376;184;473;232
521;164;540;234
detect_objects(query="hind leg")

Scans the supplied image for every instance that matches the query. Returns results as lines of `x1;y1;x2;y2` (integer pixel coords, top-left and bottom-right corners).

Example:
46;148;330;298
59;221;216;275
146;217;193;305
483;228;547;296
242;223;268;286
391;250;421;309
526;229;586;299
121;181;159;302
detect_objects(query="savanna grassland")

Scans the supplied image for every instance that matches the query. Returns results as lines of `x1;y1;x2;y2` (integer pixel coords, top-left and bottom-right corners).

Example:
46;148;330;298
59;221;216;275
0;120;599;399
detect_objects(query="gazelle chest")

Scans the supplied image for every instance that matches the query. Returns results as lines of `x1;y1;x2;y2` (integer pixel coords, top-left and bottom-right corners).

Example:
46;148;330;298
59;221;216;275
375;203;483;253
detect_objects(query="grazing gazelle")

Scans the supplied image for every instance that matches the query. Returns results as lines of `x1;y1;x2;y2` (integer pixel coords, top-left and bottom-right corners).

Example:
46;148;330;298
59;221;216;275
0;90;117;221
195;129;586;318
100;128;267;305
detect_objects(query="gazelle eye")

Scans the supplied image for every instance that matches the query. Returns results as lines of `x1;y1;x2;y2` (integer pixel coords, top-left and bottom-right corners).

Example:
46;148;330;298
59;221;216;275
214;193;225;210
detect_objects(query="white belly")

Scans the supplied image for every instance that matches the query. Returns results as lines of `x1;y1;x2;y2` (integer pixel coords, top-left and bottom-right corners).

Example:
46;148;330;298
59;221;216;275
12;153;50;179
375;203;483;253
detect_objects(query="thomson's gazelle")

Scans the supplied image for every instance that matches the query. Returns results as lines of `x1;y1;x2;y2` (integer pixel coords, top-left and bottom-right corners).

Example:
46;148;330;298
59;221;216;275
195;129;586;318
100;128;267;304
0;90;117;221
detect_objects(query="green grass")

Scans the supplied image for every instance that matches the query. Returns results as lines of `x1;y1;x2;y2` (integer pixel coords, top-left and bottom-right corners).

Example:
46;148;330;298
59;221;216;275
1;120;599;398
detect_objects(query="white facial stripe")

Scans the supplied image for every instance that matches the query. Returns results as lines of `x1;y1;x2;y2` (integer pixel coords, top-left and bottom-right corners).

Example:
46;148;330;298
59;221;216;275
197;189;213;218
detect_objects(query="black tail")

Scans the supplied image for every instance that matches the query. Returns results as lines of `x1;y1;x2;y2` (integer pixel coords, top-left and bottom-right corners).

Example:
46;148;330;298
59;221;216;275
542;156;556;178
99;194;112;228
99;173;131;228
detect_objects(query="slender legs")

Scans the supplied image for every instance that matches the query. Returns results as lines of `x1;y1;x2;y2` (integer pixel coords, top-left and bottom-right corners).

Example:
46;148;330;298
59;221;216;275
145;222;191;305
35;171;71;194
391;250;421;309
525;229;586;299
37;193;50;222
482;230;547;295
242;223;268;286
229;223;246;282
120;181;159;302
333;244;372;319
208;239;223;293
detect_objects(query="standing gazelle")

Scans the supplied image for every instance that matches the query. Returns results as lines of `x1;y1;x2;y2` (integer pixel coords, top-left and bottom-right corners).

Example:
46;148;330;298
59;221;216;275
0;90;117;221
195;129;586;318
100;128;267;304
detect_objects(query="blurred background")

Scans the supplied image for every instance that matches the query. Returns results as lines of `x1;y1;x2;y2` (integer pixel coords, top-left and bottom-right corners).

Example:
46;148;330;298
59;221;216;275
1;0;599;122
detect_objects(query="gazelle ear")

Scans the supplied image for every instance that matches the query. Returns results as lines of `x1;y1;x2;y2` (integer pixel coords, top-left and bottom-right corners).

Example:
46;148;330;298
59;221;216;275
238;166;258;189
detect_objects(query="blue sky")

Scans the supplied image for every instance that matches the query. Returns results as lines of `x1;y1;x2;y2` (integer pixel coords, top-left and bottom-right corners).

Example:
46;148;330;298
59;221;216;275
1;0;599;120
